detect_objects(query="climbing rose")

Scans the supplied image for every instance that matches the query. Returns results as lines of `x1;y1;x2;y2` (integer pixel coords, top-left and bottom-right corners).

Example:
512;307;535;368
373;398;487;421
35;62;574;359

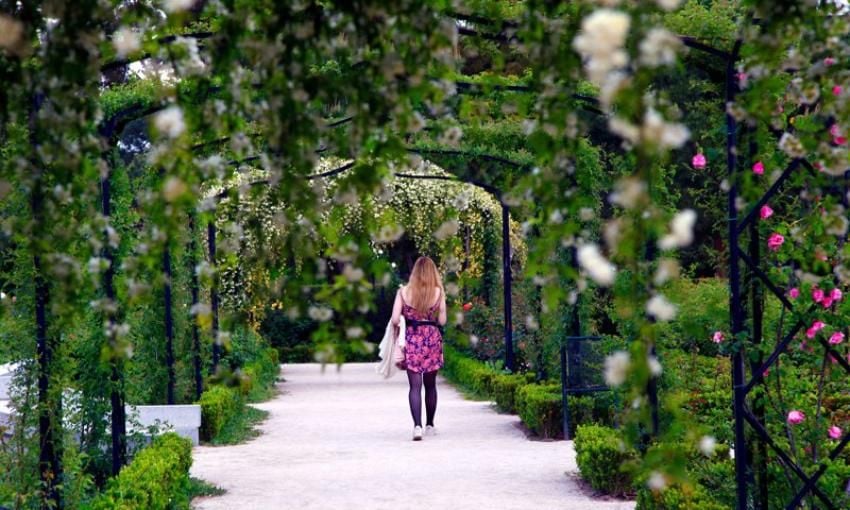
767;233;784;251
604;351;631;387
789;288;800;299
825;56;837;66
831;124;847;145
752;161;765;175
577;244;617;287
829;332;845;345
712;331;724;343
806;321;826;339
787;410;805;425
832;288;843;302
691;153;707;169
813;288;825;303
834;85;843;96
760;205;774;220
699;436;717;456
829;426;843;439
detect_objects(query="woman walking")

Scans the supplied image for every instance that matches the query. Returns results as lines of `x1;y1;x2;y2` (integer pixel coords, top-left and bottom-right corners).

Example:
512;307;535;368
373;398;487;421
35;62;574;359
391;256;447;441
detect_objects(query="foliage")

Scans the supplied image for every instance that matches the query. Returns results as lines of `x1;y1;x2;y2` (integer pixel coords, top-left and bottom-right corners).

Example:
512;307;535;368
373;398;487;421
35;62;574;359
84;433;193;510
515;383;562;439
198;386;242;443
574;424;637;498
208;405;269;447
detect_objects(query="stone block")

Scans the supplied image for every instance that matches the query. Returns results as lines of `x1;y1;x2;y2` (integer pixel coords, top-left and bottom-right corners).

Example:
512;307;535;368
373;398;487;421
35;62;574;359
125;404;202;446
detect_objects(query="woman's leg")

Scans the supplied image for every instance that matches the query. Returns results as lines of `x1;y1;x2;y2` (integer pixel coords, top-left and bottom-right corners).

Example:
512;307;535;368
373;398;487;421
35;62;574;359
406;370;423;427
423;370;438;427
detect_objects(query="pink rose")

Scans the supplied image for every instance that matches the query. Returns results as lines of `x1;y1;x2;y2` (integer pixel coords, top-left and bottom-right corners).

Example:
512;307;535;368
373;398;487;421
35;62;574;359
822;297;834;308
692;153;707;169
834;85;843;96
789;288;800;299
767;233;784;251
813;288;825;303
760;205;774;220
806;321;826;339
829;425;842;439
829;331;845;345
787;410;805;425
831;288;843;302
825;57;837;66
752;161;765;175
737;72;748;88
712;331;724;344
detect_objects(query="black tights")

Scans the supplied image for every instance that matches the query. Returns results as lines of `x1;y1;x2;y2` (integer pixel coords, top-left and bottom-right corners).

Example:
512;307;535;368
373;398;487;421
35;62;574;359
407;370;437;427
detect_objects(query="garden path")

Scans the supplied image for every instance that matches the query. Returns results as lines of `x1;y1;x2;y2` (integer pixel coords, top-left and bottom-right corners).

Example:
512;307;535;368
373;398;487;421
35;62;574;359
191;363;635;510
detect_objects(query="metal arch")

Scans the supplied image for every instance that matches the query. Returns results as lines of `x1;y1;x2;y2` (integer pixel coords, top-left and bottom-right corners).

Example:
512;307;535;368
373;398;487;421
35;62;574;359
207;156;519;371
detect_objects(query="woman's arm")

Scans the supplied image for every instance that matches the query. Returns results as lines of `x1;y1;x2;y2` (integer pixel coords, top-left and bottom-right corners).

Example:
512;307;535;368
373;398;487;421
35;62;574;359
390;287;403;326
438;288;447;326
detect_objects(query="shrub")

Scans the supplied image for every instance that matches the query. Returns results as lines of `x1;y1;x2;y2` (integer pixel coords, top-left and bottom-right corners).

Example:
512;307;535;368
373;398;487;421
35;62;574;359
574;424;636;497
198;385;241;442
516;384;562;438
239;347;280;401
490;372;535;412
85;433;192;510
636;483;727;510
442;345;499;397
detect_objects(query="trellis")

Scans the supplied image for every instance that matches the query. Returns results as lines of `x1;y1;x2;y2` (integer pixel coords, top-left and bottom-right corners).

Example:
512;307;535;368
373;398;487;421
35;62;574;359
20;9;847;510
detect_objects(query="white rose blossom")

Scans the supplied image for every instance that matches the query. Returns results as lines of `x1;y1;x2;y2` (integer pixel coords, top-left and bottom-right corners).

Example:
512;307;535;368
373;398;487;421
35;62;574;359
154;106;186;139
112;27;141;58
577;244;617;286
572;9;631;87
639;28;681;68
604;351;631;386
658;209;697;249
647;294;677;321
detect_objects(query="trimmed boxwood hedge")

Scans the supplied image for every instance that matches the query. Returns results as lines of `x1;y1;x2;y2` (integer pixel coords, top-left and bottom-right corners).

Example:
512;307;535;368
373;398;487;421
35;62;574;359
85;433;192;510
574;424;636;497
516;384;562;438
198;385;242;442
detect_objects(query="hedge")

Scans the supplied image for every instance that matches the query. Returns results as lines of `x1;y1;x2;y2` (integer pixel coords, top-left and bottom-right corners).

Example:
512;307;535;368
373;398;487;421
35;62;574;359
239;347;280;400
516;384;562;438
491;373;532;412
636;483;727;510
574;424;636;497
85;433;192;510
198;385;242;442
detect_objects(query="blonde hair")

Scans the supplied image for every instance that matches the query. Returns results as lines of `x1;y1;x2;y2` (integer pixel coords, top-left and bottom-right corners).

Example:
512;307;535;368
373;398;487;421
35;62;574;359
407;256;443;313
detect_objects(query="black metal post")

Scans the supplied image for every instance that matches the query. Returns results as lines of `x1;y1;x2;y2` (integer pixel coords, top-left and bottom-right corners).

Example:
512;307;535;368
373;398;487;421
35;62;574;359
560;343;571;440
502;203;514;372
163;243;176;405
208;220;221;371
726;40;749;510
29;90;62;510
100;171;126;475
189;213;203;399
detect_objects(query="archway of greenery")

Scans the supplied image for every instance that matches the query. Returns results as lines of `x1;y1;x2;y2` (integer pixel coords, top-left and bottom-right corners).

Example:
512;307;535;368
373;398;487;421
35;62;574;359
3;1;850;509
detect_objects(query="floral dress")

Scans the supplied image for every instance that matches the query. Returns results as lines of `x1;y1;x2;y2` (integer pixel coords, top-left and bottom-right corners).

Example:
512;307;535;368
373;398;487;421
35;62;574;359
401;292;444;373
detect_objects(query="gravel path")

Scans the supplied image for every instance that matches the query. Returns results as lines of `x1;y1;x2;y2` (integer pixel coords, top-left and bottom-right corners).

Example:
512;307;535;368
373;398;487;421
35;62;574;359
191;363;635;510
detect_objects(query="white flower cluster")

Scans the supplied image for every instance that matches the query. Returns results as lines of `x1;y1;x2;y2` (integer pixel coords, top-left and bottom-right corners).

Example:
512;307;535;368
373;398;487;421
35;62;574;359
163;0;195;14
113;27;141;58
646;294;677;321
604;351;630;386
154;106;186;139
573;9;631;86
609;108;690;150
658;209;697;250
573;9;631;107
639;28;682;68
577;243;617;286
433;219;460;241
